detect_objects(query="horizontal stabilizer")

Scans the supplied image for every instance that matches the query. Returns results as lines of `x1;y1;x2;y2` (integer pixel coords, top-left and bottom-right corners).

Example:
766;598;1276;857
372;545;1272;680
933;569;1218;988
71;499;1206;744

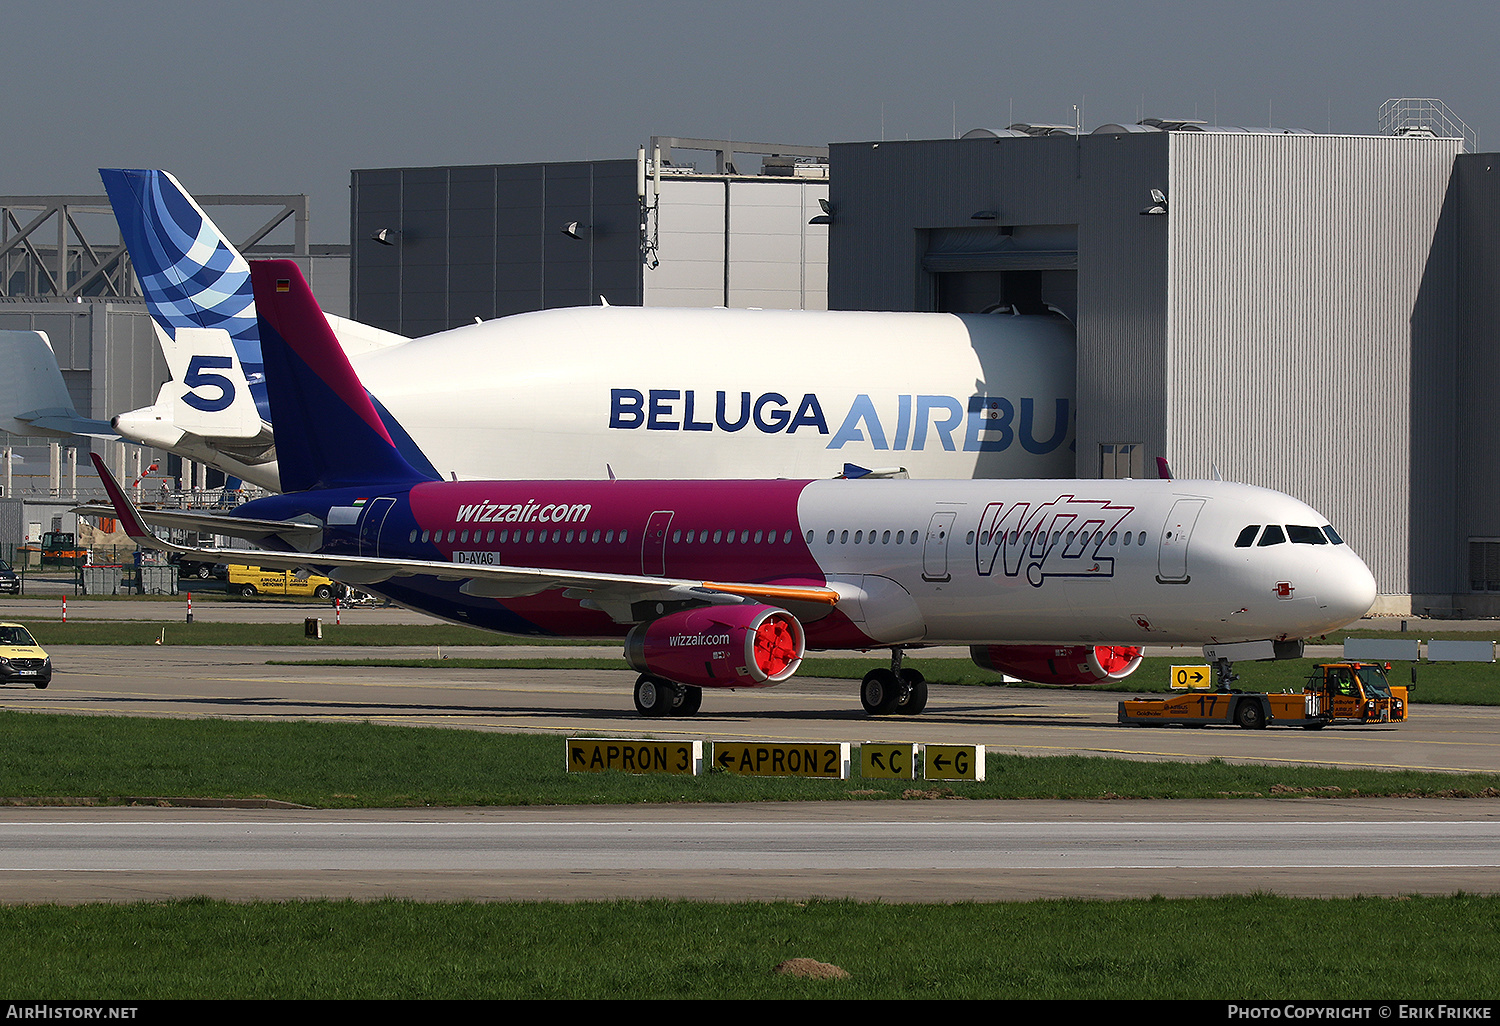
0;331;117;440
73;499;319;544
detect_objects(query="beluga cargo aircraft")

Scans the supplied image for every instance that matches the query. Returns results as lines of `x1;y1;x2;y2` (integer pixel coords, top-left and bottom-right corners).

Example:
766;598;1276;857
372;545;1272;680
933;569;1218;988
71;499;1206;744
93;169;1076;491
86;261;1377;717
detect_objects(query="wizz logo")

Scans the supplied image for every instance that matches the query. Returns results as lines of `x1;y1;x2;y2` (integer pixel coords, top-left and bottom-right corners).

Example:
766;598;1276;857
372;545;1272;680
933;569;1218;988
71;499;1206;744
975;496;1135;587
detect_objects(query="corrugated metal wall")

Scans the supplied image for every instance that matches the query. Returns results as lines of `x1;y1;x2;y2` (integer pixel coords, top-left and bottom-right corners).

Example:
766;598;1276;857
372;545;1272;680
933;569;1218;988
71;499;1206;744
641;178;829;310
1165;133;1462;598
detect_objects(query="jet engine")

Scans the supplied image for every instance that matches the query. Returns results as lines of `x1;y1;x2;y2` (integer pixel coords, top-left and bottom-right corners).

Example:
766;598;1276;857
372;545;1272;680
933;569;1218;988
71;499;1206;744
969;644;1144;685
625;604;804;688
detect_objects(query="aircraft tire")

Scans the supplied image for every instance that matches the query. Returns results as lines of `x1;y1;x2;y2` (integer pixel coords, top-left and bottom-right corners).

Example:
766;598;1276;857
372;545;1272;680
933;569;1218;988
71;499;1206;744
860;669;901;715
898;670;928;715
634;675;677;717
676;686;703;716
1234;698;1266;730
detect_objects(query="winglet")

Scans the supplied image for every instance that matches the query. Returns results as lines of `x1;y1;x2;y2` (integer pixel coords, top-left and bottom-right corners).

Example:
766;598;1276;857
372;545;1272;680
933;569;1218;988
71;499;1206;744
1156;456;1173;481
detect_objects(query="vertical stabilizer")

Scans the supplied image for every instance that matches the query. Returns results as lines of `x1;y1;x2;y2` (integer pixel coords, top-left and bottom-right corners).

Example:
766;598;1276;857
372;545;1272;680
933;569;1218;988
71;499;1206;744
249;261;435;492
99;169;262;381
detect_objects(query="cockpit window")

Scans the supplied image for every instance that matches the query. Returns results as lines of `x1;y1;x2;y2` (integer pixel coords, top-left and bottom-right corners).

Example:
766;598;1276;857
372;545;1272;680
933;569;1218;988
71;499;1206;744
1322;524;1344;545
1257;525;1286;547
1235;526;1260;548
1287;525;1328;545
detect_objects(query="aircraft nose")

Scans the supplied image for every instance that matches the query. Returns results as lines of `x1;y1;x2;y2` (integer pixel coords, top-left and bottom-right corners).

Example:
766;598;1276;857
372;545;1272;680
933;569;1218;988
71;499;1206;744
1318;550;1378;627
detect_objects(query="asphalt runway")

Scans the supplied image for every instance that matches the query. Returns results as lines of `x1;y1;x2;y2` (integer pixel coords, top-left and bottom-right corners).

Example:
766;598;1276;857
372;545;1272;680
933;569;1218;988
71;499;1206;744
3;598;1499;902
2;800;1497;903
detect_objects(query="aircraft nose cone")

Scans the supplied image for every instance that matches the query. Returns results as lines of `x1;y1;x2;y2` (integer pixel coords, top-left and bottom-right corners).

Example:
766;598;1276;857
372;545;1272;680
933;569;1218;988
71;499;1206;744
1319;552;1378;628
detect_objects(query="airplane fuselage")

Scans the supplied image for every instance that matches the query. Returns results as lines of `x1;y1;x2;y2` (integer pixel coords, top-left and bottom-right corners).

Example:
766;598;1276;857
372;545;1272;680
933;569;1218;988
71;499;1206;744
240;476;1376;650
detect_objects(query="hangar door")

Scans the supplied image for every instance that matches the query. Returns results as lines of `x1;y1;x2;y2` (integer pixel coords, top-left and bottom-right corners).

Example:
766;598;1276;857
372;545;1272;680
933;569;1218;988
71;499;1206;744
923;224;1077;320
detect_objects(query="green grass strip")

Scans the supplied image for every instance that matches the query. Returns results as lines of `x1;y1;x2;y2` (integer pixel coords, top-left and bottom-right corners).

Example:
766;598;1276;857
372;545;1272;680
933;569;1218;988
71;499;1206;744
0;894;1497;999
1;711;1495;807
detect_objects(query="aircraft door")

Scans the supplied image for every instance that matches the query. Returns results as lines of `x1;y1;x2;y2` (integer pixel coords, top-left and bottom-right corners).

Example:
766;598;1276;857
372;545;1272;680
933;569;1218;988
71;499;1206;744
922;510;957;582
358;497;397;556
642;510;673;576
1156;498;1205;583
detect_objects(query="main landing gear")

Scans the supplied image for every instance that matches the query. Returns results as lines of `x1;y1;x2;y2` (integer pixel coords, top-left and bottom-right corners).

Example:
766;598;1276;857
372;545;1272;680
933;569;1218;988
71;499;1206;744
633;674;704;717
860;648;929;716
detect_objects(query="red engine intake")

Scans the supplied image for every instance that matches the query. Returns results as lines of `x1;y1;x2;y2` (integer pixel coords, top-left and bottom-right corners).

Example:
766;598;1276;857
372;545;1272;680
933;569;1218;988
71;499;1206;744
625;605;804;689
969;644;1144;685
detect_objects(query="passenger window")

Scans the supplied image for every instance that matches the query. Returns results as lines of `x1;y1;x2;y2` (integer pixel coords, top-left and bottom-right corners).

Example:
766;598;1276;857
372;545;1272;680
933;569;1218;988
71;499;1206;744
1258;525;1286;547
409;530;418;543
1235;526;1260;548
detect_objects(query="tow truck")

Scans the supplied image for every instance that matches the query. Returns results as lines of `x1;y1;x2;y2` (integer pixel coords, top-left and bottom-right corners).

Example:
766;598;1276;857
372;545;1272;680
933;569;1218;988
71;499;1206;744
1118;661;1408;729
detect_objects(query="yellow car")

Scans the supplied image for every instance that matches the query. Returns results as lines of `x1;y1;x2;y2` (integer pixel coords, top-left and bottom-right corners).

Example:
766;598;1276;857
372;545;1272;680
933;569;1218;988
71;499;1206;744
0;622;52;689
226;564;337;600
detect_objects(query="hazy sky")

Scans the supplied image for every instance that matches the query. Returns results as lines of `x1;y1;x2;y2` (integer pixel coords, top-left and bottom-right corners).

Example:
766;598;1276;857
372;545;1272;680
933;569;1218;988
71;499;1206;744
7;0;1496;242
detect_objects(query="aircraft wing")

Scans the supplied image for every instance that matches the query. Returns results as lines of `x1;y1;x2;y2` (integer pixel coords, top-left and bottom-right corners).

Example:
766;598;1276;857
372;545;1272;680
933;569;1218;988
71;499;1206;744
86;453;838;618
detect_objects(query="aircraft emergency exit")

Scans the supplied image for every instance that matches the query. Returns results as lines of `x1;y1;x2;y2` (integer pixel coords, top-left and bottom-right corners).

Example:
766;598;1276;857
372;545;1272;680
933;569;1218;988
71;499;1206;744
97;169;1077;491
87;261;1378;717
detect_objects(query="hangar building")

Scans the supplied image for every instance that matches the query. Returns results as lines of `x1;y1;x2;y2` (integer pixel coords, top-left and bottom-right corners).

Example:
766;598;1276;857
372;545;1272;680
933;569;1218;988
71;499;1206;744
823;111;1493;616
349;137;830;336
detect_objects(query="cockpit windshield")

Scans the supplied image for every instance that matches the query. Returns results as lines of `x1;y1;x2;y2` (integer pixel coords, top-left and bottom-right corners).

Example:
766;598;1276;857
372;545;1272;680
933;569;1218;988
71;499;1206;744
1355;665;1391;698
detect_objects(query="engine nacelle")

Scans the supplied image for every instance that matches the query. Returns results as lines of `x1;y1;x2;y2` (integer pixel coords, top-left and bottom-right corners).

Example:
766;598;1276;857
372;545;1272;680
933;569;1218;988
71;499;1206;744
625;604;804;689
970;644;1144;686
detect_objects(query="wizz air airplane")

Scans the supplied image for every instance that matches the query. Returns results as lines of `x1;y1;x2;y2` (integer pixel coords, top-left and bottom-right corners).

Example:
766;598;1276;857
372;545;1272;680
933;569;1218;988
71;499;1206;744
86;261;1379;717
96;169;1077;491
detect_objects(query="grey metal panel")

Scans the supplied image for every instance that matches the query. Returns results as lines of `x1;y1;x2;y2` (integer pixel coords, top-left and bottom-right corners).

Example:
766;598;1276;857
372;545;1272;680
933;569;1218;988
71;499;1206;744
352;161;641;329
1452;153;1500;613
1164;133;1461;598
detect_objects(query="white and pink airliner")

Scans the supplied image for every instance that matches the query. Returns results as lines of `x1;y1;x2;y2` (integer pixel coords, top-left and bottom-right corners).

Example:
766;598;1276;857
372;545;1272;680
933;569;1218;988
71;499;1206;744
89;262;1378;718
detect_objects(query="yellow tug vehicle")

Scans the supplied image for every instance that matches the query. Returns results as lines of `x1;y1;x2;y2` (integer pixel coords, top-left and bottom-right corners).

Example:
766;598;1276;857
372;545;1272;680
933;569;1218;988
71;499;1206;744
1118;661;1408;730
